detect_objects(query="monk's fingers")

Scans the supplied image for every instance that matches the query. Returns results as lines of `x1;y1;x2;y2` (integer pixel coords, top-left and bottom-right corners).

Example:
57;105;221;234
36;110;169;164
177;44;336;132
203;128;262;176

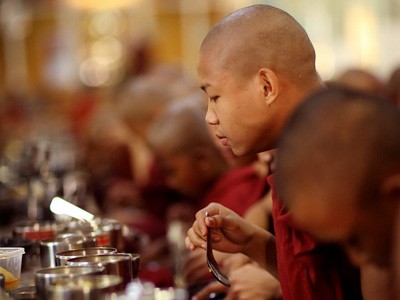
186;228;207;250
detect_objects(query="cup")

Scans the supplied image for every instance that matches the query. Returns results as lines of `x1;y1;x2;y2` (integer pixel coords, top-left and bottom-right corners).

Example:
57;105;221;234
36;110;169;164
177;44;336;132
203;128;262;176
55;247;117;266
65;219;123;249
35;265;105;300
90;218;123;250
59;226;110;248
45;275;123;299
84;229;111;247
0;238;35;271
40;235;97;268
67;253;140;287
0;247;25;291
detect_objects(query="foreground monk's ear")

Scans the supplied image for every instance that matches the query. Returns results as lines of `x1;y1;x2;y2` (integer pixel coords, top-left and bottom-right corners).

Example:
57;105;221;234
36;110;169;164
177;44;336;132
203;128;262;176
258;68;279;105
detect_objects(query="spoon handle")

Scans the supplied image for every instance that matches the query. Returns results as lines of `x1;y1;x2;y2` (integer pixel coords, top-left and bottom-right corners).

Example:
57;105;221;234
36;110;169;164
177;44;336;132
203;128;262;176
205;212;231;287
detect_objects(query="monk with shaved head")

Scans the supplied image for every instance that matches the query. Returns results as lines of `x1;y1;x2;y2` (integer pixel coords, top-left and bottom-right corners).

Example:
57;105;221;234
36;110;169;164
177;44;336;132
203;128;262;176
186;4;363;300
199;5;320;155
276;87;400;298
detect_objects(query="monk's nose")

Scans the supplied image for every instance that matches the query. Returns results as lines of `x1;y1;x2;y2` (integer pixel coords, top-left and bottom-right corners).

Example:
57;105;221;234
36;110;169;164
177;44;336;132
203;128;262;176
205;106;218;125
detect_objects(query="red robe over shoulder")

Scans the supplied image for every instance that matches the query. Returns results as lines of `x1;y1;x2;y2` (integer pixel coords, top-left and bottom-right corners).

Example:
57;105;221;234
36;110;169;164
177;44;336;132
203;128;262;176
201;165;267;217
268;175;363;300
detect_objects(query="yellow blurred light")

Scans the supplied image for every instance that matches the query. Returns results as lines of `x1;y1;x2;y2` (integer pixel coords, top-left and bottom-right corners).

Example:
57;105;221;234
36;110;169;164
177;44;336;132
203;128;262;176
64;0;136;10
90;37;123;64
345;3;378;68
89;11;121;37
314;42;336;81
79;57;111;87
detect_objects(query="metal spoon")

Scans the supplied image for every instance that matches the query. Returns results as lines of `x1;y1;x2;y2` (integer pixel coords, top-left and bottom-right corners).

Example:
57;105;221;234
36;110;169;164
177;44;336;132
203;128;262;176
205;212;231;287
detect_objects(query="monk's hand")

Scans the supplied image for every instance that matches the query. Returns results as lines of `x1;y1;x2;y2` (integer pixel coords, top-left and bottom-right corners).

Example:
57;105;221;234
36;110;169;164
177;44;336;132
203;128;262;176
186;203;255;255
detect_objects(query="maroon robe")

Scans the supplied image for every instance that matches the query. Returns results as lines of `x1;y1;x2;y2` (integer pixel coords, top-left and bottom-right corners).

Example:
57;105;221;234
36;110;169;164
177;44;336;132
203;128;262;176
268;175;363;300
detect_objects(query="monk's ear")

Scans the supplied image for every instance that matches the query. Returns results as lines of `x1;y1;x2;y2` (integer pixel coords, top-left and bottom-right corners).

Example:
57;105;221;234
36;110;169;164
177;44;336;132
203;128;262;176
381;173;400;201
257;68;279;105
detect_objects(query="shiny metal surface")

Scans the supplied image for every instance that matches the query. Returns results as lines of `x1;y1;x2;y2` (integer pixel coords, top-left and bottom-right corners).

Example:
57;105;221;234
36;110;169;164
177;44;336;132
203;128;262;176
40;235;97;268
91;218;123;249
128;253;140;279
66;253;137;287
35;265;105;300
45;275;123;299
56;218;123;249
205;212;230;287
55;247;117;266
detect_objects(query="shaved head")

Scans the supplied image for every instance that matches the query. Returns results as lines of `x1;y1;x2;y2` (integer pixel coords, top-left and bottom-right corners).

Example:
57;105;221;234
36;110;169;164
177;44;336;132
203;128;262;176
275;87;400;267
146;97;219;156
146;97;228;198
276;87;400;208
201;4;318;87
332;68;385;96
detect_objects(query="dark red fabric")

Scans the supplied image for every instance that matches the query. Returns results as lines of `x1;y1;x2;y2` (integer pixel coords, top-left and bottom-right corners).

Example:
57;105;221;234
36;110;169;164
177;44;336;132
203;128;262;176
200;165;268;217
187;164;267;286
267;175;363;300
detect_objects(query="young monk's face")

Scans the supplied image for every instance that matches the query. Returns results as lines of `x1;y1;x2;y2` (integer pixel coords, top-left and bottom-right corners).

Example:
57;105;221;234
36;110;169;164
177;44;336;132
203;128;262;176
289;185;393;267
197;51;277;157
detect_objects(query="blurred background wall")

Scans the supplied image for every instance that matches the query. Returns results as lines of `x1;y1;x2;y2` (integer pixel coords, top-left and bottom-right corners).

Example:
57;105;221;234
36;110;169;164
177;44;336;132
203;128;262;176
1;0;399;95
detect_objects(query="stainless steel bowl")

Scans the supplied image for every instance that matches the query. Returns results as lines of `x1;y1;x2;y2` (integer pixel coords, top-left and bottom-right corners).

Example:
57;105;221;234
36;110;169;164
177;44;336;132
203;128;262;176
66;253;138;287
35;265;105;300
40;235;97;267
55;247;117;266
45;275;123;299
